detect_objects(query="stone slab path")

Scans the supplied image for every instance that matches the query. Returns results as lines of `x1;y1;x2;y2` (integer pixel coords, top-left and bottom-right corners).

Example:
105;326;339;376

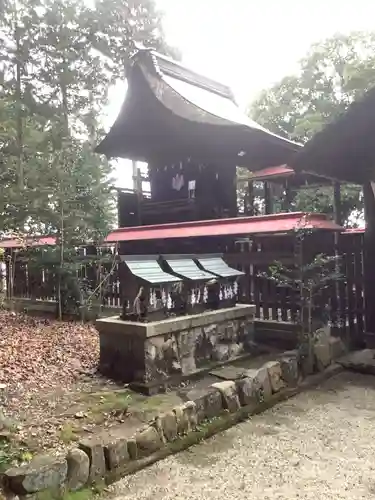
105;371;375;500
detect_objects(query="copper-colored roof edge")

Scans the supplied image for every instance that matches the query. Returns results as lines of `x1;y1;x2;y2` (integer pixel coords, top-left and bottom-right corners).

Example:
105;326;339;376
108;212;334;235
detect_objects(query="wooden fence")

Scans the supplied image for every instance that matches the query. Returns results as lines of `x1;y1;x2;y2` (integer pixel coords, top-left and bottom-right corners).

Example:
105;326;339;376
2;231;366;346
227;231;365;346
3;247;123;312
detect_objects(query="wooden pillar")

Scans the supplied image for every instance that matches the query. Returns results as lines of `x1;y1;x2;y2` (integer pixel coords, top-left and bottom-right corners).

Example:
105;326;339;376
282;179;293;212
132;160;138;192
363;181;375;340
264;181;272;215
333;182;342;225
247;181;254;216
332;181;343;342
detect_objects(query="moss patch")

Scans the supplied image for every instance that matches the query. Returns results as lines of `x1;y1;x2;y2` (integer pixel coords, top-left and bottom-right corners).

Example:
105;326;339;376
59;423;79;445
35;487;95;500
0;441;33;473
87;391;131;417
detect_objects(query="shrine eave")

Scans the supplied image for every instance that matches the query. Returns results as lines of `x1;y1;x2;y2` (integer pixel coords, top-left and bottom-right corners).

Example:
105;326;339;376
239;165;334;187
105;212;342;243
96;48;301;168
291;86;375;184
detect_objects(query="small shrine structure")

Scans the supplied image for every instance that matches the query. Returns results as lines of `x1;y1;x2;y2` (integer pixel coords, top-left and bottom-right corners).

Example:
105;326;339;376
93;47;344;393
0;47;352;394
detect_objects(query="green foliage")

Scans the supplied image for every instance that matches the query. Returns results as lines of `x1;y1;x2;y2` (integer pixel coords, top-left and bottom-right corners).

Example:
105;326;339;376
263;227;343;362
0;0;172;315
0;440;33;472
248;32;375;223
268;254;341;302
265;226;342;329
23;245;117;318
0;0;171;237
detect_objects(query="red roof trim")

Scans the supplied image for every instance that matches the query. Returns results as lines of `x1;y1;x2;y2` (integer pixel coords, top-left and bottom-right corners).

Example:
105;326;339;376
248;165;295;180
106;212;343;243
0;236;56;249
244;165;332;182
342;227;365;234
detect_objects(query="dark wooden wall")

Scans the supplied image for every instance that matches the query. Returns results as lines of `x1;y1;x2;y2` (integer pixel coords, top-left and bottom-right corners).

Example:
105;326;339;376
150;159;237;215
5;231;366;348
118;160;237;228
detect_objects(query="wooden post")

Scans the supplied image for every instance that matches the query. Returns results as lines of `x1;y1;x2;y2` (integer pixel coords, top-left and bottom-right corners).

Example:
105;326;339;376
136;167;143;195
330;181;343;345
132;160;138;192
282;179;293;212
247;181;254;216
333;182;342;225
264;181;272;214
363;181;375;345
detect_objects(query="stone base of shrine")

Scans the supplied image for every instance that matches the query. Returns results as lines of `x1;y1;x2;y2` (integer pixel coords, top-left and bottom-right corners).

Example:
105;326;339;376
96;304;256;394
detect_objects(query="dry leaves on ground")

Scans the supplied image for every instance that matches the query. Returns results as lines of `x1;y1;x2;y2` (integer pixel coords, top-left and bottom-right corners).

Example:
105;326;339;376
0;310;99;392
0;311;141;457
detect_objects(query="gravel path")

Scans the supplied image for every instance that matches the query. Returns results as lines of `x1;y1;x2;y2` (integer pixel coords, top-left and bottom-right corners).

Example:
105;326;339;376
107;372;375;500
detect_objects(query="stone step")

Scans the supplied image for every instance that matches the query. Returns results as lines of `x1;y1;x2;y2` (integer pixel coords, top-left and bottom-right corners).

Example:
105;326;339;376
338;349;375;375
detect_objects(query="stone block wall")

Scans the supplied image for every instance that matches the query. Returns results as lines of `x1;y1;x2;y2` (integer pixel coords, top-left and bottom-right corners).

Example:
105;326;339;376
96;305;255;389
3;335;347;498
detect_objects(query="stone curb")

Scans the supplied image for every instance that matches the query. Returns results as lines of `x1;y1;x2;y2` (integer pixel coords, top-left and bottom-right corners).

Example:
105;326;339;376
2;337;346;498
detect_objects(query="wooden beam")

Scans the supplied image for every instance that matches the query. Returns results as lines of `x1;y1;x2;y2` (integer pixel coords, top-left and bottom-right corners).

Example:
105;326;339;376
225;252;294;266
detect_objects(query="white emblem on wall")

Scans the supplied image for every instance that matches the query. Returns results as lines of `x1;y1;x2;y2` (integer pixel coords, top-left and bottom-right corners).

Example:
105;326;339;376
188;179;196;199
172;173;185;191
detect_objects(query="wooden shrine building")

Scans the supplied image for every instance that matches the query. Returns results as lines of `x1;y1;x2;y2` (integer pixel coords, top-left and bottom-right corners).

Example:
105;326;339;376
292;86;375;343
1;47;351;333
96;46;302;227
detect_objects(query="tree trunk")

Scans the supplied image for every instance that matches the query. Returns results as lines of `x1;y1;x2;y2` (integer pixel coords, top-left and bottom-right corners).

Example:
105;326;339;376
56;56;70;321
57;207;64;321
15;20;23;189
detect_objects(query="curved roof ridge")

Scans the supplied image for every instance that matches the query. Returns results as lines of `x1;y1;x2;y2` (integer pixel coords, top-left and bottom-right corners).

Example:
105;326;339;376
132;45;234;100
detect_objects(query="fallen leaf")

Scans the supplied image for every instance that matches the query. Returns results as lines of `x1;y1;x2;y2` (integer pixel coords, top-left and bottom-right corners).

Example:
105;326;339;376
74;411;87;419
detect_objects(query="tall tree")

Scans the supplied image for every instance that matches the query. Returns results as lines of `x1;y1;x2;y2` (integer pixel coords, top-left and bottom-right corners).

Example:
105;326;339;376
0;0;174;315
0;0;172;237
249;32;375;224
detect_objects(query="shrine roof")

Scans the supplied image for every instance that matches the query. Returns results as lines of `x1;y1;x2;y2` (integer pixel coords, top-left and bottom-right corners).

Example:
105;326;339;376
105;212;342;243
119;255;181;284
242;164;334;186
291;86;375;184
196;255;244;278
96;47;301;168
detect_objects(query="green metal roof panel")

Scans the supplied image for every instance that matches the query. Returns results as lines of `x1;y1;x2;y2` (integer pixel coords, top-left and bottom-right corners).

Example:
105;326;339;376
120;255;181;284
164;256;214;281
196;255;244;278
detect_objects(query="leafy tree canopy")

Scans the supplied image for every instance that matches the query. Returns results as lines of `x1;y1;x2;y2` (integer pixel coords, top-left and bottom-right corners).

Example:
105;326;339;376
249;32;375;225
